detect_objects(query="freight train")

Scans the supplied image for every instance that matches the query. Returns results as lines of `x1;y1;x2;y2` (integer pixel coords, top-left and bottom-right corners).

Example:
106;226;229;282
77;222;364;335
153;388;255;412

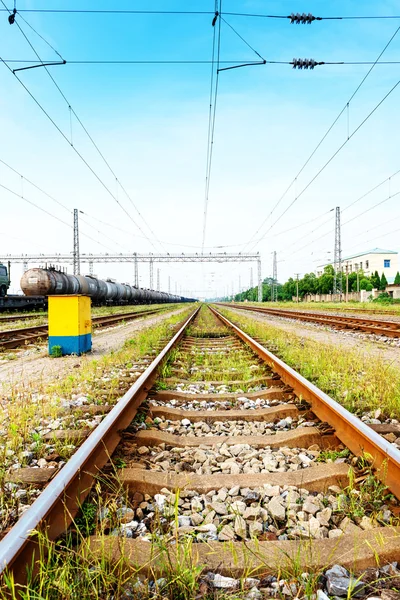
0;266;195;311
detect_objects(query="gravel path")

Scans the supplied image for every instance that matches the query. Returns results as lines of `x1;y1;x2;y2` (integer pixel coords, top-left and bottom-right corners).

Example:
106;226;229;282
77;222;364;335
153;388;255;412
0;306;188;394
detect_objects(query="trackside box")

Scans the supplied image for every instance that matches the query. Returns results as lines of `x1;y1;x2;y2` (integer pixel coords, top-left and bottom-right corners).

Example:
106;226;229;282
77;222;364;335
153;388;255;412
48;295;92;356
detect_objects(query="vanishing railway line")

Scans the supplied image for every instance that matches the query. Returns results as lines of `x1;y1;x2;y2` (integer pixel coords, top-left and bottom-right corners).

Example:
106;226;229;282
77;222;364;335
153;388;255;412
1;305;400;594
220;303;400;338
0;306;175;351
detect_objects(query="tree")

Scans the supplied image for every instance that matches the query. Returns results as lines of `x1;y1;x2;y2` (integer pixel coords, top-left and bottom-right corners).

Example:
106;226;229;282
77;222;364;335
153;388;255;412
359;278;373;291
394;272;400;285
380;272;388;290
370;270;380;290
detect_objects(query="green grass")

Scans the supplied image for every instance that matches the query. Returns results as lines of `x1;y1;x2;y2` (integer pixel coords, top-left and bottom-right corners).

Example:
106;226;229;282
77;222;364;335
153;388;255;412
217;306;400;419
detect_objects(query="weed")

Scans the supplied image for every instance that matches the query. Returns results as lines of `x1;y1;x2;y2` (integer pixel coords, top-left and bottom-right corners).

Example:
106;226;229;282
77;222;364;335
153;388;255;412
50;345;63;358
316;448;350;462
217;306;400;419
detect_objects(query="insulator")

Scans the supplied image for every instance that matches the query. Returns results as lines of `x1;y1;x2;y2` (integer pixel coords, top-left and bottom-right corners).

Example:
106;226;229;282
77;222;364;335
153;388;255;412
289;12;318;24
292;58;319;70
8;8;16;24
212;11;219;27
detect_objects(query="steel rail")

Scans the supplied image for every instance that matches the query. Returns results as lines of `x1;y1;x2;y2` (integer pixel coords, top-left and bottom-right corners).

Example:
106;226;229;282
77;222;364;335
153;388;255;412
220;303;400;337
0;307;172;350
0;314;43;323
211;306;400;498
2;303;400;580
0;306;199;576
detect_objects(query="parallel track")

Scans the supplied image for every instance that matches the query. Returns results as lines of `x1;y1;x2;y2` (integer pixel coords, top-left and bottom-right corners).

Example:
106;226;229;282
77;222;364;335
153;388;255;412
1;305;400;588
0;307;171;350
219;303;400;338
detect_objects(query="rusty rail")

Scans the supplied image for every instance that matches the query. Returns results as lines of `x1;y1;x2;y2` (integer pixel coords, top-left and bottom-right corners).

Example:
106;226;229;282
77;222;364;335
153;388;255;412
0;306;174;350
211;306;400;497
0;306;200;576
219;303;400;338
2;304;400;581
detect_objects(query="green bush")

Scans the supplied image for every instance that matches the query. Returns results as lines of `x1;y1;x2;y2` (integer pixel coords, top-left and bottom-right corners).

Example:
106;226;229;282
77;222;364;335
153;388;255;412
50;345;63;358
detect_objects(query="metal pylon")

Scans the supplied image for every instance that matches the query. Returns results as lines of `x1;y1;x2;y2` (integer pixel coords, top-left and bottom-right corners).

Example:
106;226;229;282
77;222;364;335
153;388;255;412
333;207;342;299
73;209;80;276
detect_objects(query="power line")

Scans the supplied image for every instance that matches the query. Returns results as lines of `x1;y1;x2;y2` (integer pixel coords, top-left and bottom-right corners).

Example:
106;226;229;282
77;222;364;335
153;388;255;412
0;8;399;20
0;160;119;252
0;157;70;213
342;168;400;212
201;6;268;251
0;182;72;228
5;59;400;66
243;24;400;251
1;4;162;251
201;1;222;253
280;187;400;262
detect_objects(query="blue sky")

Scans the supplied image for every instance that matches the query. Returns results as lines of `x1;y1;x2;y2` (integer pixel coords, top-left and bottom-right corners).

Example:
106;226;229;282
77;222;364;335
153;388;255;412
1;1;399;296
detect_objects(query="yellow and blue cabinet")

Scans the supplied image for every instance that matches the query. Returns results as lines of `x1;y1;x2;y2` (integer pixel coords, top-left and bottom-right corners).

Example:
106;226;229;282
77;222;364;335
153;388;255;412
48;295;92;356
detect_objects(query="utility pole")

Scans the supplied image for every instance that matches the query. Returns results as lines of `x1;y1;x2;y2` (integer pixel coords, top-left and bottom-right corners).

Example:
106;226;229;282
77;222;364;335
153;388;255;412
168;276;171;294
356;269;360;294
345;263;349;303
333;207;342;301
239;275;241;302
295;273;301;303
134;253;138;287
272;251;277;302
157;268;160;291
257;257;262;302
73;208;80;276
149;257;154;289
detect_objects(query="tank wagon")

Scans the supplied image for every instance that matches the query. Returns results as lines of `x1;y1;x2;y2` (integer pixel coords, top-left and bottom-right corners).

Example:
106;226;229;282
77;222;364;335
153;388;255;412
20;268;194;305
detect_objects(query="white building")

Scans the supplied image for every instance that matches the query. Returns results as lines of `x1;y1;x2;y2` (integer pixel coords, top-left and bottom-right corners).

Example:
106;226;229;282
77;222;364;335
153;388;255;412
317;248;399;283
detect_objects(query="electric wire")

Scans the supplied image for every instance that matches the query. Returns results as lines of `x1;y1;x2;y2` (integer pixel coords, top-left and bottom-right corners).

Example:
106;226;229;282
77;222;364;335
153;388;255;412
0;182;72;228
280;187;400;263
0;8;399;20
0;160;120;252
242;24;400;251
201;0;221;253
0;157;70;213
6;59;400;66
1;3;162;251
219;16;266;62
342;168;400;212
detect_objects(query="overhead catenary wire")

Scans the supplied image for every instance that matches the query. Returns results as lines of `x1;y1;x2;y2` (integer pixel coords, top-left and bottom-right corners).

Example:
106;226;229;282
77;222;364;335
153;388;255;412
201;1;222;254
0;157;70;213
6;58;400;66
280;186;400;263
271;167;400;262
0;160;121;252
201;5;269;251
1;8;399;20
242;24;400;252
1;3;162;252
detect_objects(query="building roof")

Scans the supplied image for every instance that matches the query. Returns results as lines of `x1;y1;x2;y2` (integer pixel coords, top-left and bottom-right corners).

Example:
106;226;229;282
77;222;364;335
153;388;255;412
342;248;398;261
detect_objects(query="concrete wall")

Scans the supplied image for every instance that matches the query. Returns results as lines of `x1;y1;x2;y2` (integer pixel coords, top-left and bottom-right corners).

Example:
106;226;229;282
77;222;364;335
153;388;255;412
293;290;380;302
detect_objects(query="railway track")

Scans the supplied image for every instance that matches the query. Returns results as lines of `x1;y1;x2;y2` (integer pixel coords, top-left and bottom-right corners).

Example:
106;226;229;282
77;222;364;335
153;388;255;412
220;303;400;338
1;304;400;596
0;313;43;324
0;306;171;351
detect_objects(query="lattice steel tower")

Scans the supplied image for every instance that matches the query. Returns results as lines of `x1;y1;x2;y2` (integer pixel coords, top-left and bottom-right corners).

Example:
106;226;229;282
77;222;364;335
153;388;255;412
73;208;80;276
333;206;342;299
272;251;278;301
